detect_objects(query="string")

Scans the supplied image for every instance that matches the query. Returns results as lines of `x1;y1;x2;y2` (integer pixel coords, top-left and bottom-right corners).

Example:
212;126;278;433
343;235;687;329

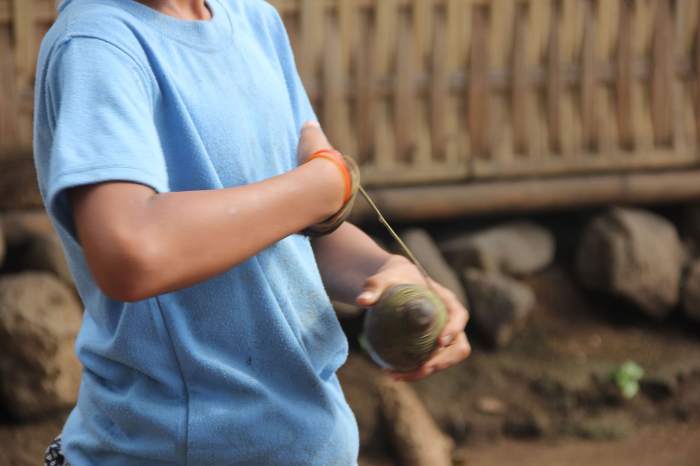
357;186;434;290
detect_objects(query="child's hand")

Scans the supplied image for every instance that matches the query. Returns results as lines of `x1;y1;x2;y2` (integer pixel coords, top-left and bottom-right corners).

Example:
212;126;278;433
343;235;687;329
356;255;472;381
297;121;333;164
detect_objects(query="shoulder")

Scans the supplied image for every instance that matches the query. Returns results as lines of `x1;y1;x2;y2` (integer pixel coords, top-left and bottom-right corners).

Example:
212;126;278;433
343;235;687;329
39;1;151;79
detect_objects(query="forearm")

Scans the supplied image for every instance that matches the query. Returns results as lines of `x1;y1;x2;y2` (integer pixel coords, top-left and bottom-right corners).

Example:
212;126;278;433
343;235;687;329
73;159;343;301
311;222;394;304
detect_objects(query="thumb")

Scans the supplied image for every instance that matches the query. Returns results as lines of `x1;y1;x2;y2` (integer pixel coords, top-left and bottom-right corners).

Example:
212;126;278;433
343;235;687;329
356;279;383;307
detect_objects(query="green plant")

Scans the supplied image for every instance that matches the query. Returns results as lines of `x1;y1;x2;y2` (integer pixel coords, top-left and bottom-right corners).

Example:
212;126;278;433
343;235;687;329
611;361;645;399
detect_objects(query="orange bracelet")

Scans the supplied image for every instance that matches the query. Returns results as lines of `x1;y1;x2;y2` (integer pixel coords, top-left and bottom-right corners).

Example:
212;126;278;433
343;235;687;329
306;149;353;204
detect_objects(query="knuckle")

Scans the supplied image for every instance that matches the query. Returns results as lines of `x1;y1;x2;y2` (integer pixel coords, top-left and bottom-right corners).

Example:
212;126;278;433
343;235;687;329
364;275;382;288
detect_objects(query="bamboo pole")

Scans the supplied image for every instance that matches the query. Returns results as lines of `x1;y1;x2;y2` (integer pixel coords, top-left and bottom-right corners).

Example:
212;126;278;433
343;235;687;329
350;170;700;222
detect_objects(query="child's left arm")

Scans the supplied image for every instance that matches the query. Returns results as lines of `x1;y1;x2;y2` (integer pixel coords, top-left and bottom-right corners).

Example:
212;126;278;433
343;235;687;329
311;223;471;381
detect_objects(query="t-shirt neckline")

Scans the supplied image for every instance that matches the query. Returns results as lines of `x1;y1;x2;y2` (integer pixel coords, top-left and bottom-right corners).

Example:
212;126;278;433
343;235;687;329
106;0;233;50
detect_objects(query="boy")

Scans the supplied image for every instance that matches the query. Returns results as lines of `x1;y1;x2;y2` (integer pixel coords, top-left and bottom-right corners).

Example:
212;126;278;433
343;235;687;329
34;0;470;464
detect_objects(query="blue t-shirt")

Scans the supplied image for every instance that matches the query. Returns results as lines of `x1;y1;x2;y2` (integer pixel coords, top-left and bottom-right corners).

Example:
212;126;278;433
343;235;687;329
33;0;359;464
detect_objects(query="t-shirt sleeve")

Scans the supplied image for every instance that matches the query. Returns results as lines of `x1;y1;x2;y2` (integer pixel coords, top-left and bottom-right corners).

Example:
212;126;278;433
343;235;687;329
265;6;319;131
41;37;168;241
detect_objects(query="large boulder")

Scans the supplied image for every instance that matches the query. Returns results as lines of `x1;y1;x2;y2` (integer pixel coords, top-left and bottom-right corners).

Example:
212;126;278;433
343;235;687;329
683;260;700;323
440;221;555;277
1;210;73;285
377;377;454;466
462;269;535;348
401;228;467;305
0;272;82;420
576;208;684;318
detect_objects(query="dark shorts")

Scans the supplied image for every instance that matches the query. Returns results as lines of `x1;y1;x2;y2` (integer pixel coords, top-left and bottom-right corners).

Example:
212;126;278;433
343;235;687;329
44;436;70;466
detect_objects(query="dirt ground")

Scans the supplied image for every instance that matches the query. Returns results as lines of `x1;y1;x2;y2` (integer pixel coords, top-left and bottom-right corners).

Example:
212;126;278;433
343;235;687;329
3;411;698;466
460;423;700;466
360;423;700;466
0;413;65;466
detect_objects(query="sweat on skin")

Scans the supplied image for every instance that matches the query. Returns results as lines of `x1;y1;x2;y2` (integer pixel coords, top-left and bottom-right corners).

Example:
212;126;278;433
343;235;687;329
33;0;470;464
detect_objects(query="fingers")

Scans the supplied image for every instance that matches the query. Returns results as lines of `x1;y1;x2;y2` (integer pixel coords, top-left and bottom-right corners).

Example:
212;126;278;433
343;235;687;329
431;281;469;347
388;332;471;382
386;364;434;383
426;332;471;372
356;259;471;382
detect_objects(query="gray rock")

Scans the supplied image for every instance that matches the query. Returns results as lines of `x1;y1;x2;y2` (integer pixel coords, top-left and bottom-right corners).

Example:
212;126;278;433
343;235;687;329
576;207;684;318
1;210;73;285
463;269;535;347
682;260;700;323
0;272;82;420
440;221;555;277
402;228;467;304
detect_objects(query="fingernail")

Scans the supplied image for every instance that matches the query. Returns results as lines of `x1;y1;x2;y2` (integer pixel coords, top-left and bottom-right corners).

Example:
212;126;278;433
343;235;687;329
358;291;375;302
440;335;452;346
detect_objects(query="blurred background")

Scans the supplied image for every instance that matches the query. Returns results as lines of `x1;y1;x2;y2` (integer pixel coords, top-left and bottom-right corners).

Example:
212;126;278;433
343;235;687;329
1;0;700;465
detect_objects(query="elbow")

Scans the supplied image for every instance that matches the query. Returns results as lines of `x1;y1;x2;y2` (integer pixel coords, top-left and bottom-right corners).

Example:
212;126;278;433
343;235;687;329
88;227;165;303
100;276;156;304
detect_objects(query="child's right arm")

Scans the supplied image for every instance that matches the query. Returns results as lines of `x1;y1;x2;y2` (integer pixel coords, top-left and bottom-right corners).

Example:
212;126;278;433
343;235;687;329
69;124;344;302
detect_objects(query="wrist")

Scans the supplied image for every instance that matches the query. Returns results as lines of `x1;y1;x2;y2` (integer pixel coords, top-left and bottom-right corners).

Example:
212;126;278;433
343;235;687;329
306;149;353;203
304;158;346;220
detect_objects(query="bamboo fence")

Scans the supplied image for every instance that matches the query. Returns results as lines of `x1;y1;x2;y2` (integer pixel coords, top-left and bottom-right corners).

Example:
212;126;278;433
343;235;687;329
2;0;700;189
